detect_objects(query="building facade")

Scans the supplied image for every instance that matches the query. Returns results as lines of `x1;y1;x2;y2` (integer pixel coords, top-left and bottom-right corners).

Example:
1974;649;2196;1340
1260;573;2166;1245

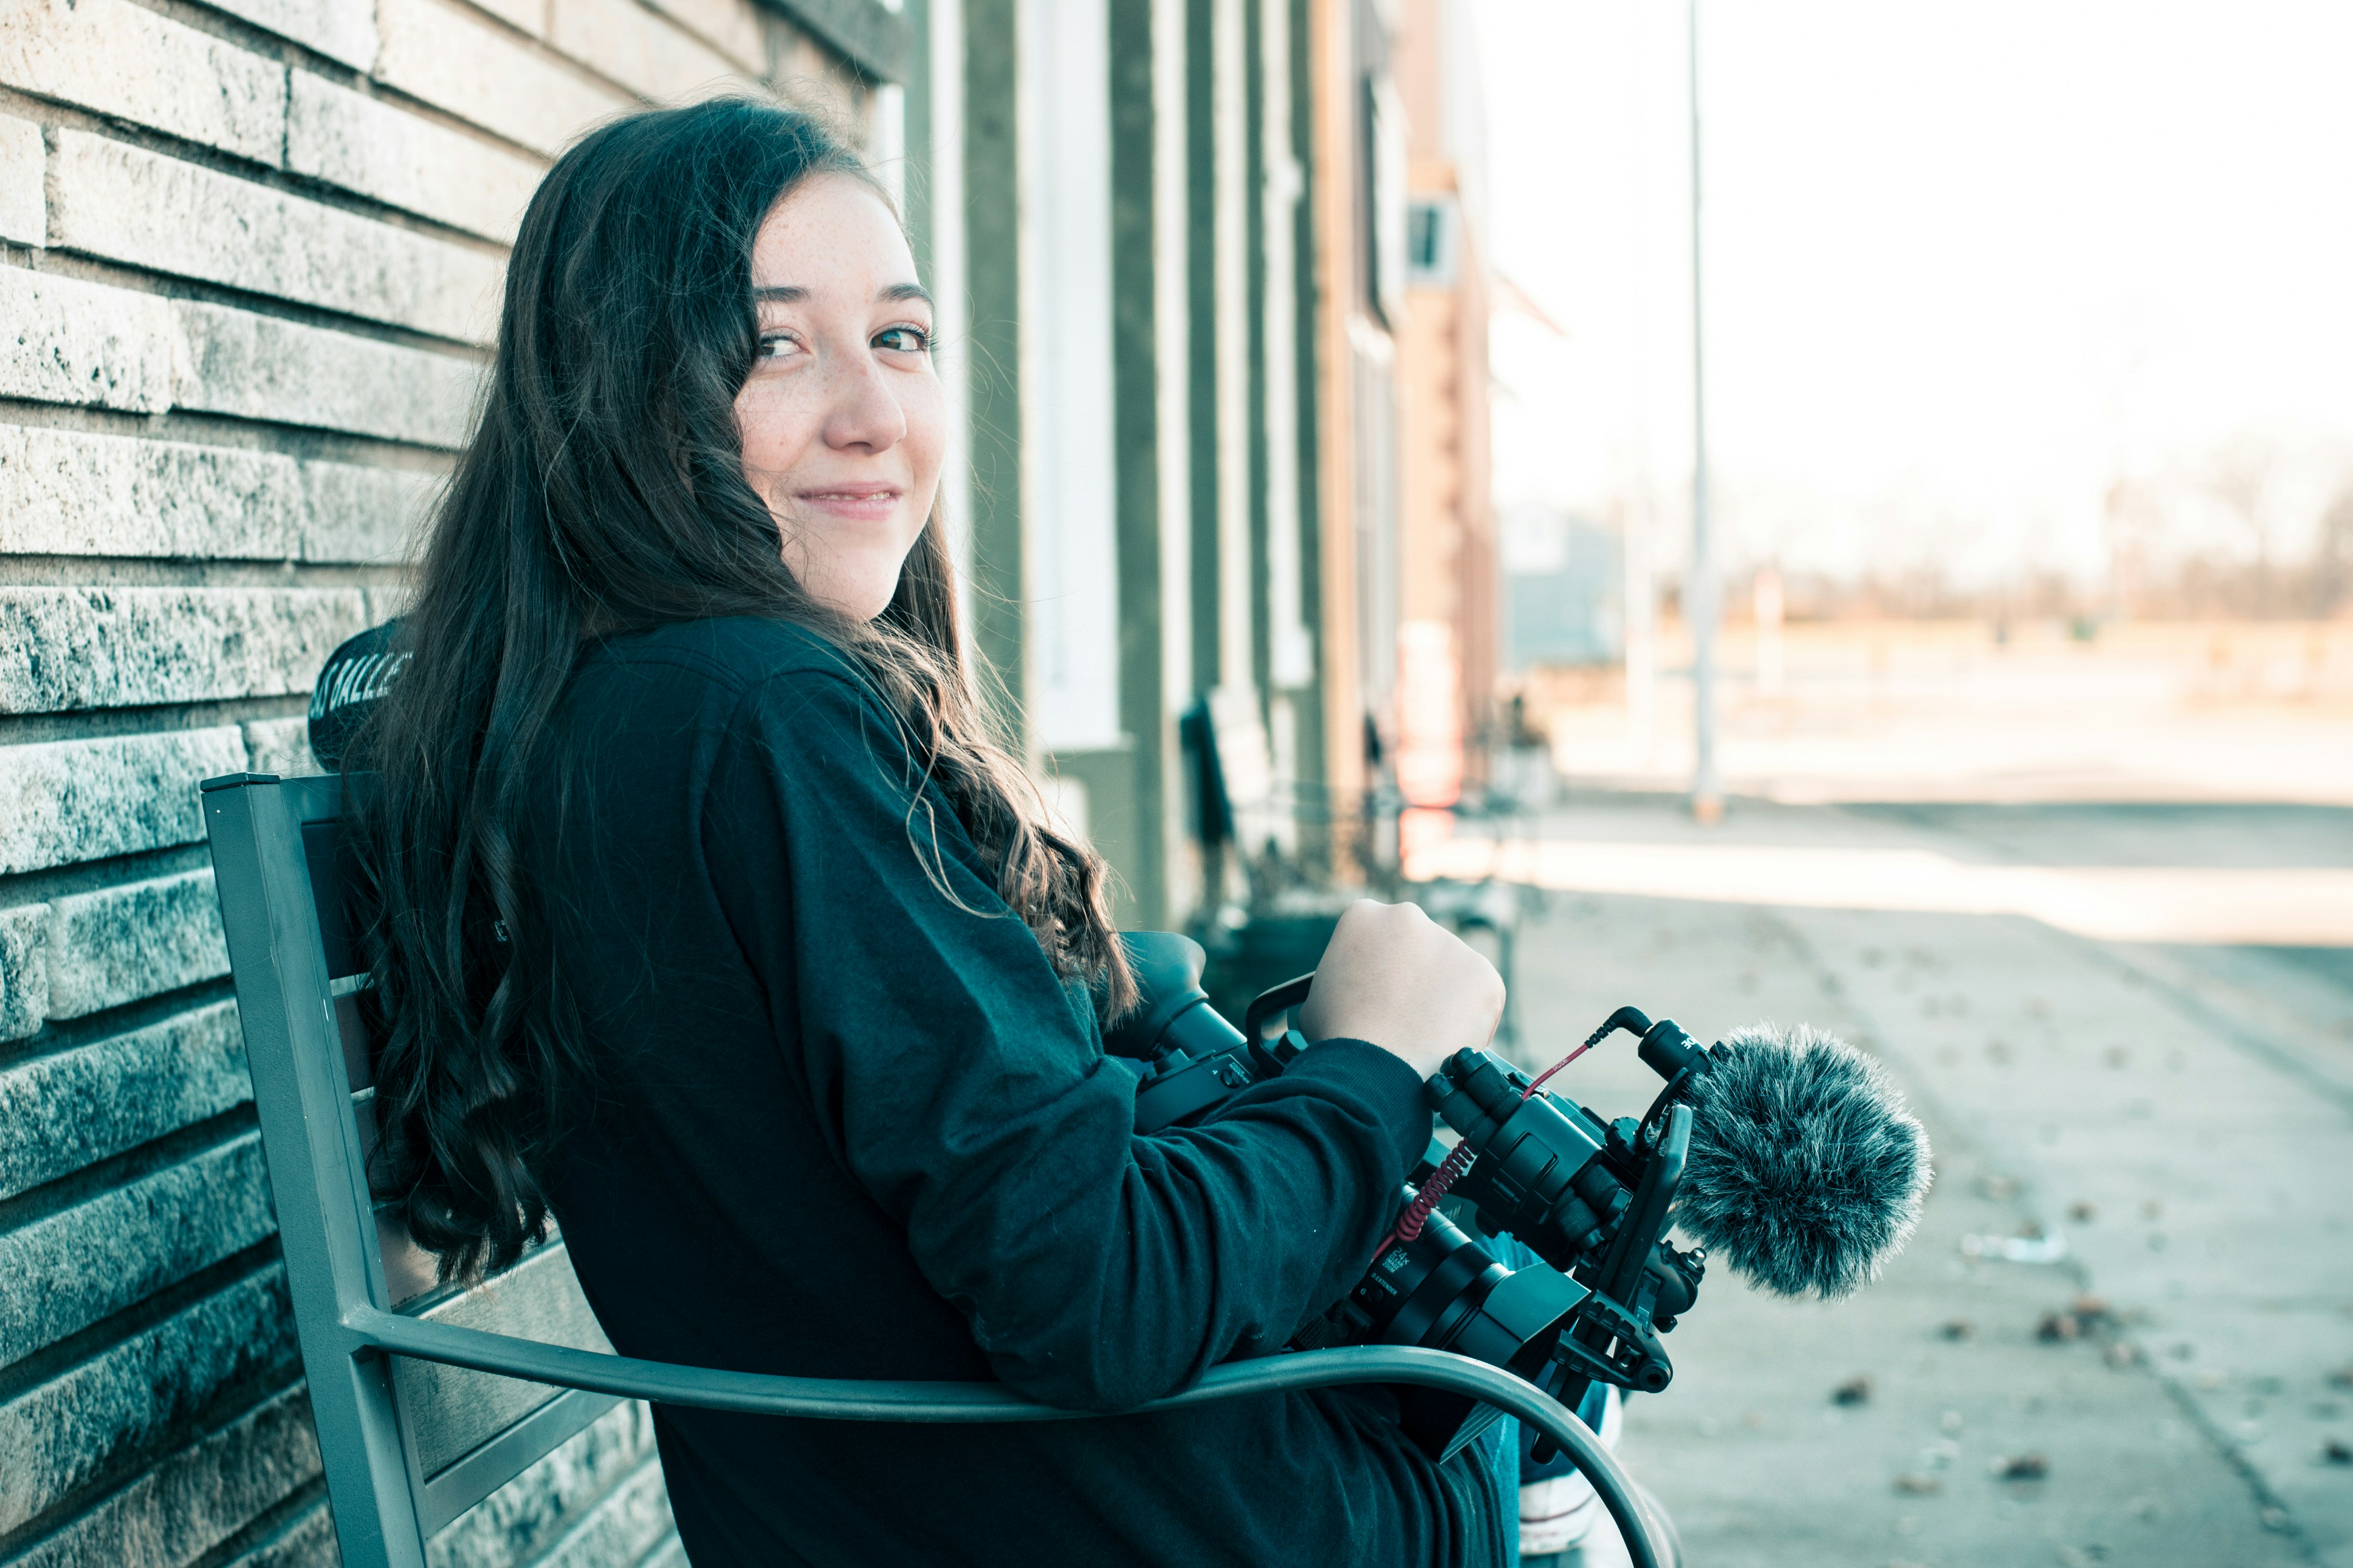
0;0;1446;1559
1389;0;1494;823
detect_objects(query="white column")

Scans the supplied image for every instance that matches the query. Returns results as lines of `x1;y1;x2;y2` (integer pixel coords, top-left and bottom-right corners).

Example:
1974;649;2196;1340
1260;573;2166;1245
1261;0;1310;694
929;0;972;642
1018;0;1122;753
1154;0;1200;913
1213;0;1253;694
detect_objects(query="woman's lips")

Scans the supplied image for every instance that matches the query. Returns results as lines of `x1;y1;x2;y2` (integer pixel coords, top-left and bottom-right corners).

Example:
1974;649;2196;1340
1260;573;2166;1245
794;487;904;522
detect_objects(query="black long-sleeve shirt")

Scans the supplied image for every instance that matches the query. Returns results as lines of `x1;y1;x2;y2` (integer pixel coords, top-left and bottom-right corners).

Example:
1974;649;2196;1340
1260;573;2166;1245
531;617;1497;1566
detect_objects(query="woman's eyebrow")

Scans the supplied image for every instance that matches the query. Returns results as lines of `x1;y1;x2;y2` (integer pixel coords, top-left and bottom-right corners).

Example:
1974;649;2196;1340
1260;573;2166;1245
752;284;929;307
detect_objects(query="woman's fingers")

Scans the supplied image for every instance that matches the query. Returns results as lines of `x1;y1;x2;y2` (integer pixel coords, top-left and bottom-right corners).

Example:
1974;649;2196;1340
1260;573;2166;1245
1299;899;1505;1080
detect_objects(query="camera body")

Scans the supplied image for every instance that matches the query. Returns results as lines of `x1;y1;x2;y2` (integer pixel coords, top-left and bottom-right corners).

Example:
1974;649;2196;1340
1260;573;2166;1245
1108;934;1715;1460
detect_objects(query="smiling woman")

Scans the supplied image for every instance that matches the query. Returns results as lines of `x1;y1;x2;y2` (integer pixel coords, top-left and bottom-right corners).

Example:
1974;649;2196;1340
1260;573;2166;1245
354;95;1138;1279
735;176;945;619
342;95;1511;1568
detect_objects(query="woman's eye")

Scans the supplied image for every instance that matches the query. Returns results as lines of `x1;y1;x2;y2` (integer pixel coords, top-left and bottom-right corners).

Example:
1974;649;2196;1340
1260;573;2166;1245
755;332;802;360
875;325;931;354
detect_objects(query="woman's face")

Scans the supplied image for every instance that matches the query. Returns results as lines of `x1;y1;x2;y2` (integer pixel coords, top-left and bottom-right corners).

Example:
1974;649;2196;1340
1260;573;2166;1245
735;174;943;621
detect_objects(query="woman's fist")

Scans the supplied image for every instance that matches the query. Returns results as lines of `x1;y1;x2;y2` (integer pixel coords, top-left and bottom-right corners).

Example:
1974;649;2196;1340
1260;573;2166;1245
1298;899;1505;1080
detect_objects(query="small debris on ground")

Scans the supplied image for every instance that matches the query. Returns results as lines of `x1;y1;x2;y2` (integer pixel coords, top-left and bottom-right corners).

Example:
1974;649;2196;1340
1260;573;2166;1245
2324;1437;2353;1465
2127;1495;2160;1523
2104;1342;2142;1368
1893;1473;1942;1494
1940;1410;1965;1435
1991;1453;2050;1480
2327;1366;2353;1391
1940;1318;1974;1341
1834;1375;1875;1406
2057;1546;2111;1566
2069;1200;2098;1222
2041;1295;2122;1343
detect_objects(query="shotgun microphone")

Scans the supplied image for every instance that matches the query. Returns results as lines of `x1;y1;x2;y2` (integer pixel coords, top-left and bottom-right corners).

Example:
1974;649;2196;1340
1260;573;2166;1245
1666;1022;1932;1299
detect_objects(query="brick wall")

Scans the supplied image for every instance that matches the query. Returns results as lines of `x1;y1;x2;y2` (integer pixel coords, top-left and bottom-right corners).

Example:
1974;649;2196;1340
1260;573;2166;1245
0;1;875;1562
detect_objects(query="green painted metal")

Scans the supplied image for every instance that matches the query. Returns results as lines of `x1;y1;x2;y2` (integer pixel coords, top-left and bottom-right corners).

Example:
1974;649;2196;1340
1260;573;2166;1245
1106;0;1169;928
963;0;1025;721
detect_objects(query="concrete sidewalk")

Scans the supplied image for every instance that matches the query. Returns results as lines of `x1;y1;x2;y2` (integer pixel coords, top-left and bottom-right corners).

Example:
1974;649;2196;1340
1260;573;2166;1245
1476;795;2353;1568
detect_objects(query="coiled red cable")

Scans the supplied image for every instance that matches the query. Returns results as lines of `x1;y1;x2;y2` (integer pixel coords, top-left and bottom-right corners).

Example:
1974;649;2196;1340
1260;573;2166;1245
1376;1021;1615;1258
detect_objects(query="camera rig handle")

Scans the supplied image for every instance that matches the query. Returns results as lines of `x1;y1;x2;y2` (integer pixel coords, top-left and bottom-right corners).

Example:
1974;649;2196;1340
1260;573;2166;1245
1243;972;1316;1043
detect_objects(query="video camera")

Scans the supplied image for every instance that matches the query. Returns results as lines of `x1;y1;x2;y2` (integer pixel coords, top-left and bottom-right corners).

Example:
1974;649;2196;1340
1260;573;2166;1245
1108;933;1735;1463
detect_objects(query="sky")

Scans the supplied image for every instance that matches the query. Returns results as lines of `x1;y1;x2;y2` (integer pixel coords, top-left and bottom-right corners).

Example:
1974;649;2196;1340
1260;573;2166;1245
1470;0;2353;590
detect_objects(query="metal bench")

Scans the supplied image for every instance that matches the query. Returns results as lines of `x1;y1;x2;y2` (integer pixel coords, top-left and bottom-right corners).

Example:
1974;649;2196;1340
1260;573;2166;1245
201;770;1669;1568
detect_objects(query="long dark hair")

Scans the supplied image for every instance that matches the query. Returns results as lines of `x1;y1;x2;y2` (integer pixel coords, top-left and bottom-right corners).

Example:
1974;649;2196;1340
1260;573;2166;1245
358;98;1134;1279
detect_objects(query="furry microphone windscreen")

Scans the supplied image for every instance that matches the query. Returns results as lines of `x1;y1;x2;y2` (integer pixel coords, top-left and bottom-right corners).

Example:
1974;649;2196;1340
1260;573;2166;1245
1674;1025;1932;1299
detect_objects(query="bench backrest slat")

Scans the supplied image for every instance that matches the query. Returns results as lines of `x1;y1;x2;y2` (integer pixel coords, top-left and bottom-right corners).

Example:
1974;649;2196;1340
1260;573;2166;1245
204;773;622;1566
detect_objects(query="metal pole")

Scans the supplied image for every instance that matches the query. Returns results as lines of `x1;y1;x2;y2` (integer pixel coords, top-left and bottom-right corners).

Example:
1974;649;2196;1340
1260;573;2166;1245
1688;0;1721;822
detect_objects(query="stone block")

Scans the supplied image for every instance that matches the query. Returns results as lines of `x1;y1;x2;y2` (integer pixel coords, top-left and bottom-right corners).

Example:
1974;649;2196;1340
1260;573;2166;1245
0;586;369;714
375;0;631;159
239;716;320;779
0;999;249;1200
287;73;544;244
0;113;40;245
538;1456;676;1568
0;725;249;875
0;1134;273;1369
0;426;306;560
427;1402;657;1568
365;584;417;625
0;0;287;165
50;132;503;346
548;0;737;104
0;266;185;414
2;1384;321;1568
302;459;444;563
208;0;378;70
0;1264;295;1536
43;868;231;1019
0;903;50;1041
465;0;549;40
642;0;766;75
219;1496;338;1568
174;300;478;450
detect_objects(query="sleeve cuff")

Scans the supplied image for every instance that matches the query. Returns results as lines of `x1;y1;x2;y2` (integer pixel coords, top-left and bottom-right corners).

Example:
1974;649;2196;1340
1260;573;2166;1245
1277;1038;1435;1173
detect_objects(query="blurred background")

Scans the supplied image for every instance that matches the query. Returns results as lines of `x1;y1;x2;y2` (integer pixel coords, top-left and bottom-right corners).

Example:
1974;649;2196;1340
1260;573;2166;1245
1;0;2348;1563
1428;4;2353;1565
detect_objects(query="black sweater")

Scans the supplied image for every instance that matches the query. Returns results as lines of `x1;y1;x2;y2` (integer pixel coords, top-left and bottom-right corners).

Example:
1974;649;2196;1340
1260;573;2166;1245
532;618;1494;1566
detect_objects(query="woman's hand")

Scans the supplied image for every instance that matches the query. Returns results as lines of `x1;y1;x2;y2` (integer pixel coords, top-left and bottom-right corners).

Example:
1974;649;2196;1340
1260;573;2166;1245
1298;899;1505;1081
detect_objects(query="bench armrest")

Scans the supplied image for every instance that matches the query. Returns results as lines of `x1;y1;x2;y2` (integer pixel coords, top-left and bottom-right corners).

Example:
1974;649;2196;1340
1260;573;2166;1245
346;1306;1672;1568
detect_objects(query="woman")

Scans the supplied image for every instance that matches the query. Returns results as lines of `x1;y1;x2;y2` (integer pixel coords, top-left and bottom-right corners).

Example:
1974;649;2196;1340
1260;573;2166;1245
356;97;1508;1566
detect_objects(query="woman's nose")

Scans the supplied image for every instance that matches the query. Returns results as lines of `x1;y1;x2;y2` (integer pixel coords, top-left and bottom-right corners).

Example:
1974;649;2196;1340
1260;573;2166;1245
820;349;907;454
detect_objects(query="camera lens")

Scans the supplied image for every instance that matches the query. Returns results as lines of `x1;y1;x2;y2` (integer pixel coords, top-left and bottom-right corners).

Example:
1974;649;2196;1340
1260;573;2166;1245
1348;1208;1508;1354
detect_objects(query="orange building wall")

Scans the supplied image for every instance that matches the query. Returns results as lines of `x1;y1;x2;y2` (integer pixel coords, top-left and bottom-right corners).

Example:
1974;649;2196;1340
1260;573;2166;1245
1393;0;1497;784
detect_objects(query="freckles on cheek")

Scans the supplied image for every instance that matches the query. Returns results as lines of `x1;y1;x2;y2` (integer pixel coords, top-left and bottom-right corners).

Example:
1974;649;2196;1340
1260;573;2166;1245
733;392;798;497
